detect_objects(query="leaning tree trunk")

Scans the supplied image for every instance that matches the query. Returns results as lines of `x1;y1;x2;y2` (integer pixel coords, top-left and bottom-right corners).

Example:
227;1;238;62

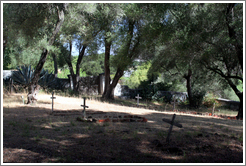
52;53;58;77
27;3;66;103
27;49;49;104
74;45;87;93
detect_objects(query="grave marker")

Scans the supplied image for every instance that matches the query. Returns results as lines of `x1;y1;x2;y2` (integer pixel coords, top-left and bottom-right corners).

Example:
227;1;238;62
135;94;142;106
21;96;25;104
212;103;215;116
162;114;182;143
9;78;13;94
50;92;56;113
81;97;89;119
173;95;176;111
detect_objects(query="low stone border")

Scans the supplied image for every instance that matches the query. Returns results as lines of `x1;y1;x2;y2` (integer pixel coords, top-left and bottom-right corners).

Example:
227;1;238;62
76;115;148;123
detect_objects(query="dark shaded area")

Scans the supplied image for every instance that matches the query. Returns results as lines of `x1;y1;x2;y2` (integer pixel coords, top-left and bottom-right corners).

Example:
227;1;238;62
3;105;243;163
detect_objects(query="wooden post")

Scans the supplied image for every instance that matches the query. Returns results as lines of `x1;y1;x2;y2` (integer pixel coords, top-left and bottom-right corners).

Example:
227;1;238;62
173;95;176;111
9;78;13;94
50;92;56;113
212;103;215;116
135;94;142;106
21;96;25;104
81;97;89;119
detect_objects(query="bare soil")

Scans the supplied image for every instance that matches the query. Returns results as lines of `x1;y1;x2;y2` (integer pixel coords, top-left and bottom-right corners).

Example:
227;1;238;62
2;93;244;163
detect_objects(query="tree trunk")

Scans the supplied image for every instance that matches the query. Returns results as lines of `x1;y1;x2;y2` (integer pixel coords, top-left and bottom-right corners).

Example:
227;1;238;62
225;4;243;119
237;92;243;119
225;78;243;119
66;40;79;94
102;36;111;98
103;68;124;100
226;3;243;73
27;85;40;104
52;53;58;77
184;69;194;107
27;3;66;102
103;20;135;100
73;45;87;93
76;45;87;77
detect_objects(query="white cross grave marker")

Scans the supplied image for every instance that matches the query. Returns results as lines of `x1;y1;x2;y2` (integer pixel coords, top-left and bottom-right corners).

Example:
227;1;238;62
50;92;56;113
135;94;142;106
81;97;89;119
21;96;25;104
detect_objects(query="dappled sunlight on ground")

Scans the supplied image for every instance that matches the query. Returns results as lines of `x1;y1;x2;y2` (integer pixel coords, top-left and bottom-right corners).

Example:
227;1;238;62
3;93;243;163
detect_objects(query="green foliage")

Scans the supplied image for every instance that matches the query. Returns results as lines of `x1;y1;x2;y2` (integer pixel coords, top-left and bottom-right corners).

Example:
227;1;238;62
80;53;104;76
191;89;206;108
58;66;87;79
4;3;243;104
222;89;240;101
11;65;34;86
152;91;172;103
5;35;42;69
38;69;57;89
125;61;151;89
3;47;11;70
203;93;219;107
3;3;66;71
57;67;71;79
11;65;66;90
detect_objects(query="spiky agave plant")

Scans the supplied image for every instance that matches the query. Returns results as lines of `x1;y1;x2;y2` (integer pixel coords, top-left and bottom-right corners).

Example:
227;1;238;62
11;65;57;103
11;65;34;88
12;65;67;91
38;69;56;90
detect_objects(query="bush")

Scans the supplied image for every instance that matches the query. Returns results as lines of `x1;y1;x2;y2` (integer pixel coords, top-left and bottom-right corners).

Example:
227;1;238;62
191;89;206;108
137;81;172;101
152;91;173;103
203;93;220;107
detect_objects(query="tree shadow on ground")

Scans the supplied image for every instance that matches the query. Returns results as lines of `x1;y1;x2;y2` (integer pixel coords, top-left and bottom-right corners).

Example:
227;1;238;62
3;104;243;163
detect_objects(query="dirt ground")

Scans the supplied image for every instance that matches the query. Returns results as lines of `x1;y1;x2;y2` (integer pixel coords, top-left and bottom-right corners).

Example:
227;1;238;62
2;93;244;163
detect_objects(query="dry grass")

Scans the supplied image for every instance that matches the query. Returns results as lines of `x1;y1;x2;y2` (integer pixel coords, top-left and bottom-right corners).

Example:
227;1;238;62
2;93;243;163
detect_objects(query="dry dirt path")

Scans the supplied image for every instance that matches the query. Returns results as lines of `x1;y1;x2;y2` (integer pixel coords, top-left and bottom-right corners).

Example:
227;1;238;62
37;94;243;133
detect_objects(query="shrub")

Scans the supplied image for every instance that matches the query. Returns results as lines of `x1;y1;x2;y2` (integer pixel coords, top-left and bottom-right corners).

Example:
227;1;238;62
11;65;67;91
203;93;220;107
152;91;173;103
191;89;206;108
